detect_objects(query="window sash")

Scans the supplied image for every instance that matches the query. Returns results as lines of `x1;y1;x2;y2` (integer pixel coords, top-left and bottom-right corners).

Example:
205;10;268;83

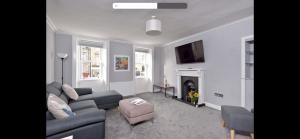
135;52;147;78
79;45;103;80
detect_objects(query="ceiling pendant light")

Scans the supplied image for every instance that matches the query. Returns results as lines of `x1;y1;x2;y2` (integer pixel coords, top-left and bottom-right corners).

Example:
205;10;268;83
146;16;161;36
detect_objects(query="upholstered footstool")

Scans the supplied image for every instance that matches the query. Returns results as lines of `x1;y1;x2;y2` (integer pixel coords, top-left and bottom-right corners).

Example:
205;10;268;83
221;105;254;139
119;97;154;125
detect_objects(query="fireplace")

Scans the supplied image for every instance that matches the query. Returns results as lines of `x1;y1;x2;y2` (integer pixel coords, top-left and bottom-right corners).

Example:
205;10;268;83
181;76;198;104
176;68;205;107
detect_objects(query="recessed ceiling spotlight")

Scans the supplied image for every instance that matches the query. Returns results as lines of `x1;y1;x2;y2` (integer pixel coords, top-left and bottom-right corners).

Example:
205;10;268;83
146;16;161;36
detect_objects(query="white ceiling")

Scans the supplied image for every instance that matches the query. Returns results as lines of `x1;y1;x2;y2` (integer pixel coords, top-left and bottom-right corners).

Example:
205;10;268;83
47;0;253;46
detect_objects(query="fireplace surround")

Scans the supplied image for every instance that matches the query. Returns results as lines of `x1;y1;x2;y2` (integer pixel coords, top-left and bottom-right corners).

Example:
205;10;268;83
176;68;205;107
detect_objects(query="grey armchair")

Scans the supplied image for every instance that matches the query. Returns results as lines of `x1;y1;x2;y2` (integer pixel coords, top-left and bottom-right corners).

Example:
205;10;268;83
221;105;254;139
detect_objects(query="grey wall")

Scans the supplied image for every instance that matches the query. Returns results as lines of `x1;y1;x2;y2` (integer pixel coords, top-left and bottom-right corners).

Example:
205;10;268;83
46;24;55;83
54;33;73;85
109;41;134;82
153;47;164;85
52;34;161;92
163;17;253;106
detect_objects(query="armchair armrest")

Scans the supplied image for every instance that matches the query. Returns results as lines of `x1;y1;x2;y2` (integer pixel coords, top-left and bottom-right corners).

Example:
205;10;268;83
74;88;93;96
46;108;105;137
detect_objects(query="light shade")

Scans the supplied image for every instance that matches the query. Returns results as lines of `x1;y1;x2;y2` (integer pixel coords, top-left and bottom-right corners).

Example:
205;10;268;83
57;53;68;59
146;16;161;36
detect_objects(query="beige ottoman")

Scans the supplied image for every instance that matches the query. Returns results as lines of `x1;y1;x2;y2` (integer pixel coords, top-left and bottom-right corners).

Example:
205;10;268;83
119;97;154;125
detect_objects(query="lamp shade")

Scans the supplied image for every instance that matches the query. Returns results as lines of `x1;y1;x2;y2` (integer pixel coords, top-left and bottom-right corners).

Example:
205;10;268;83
57;53;68;59
146;16;161;36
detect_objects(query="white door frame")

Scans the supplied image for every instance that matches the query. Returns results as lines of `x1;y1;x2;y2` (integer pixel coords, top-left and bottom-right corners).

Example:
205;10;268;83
241;35;253;107
133;46;154;94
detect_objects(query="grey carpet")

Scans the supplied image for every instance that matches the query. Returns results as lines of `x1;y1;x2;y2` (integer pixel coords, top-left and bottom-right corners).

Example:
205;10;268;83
105;92;251;139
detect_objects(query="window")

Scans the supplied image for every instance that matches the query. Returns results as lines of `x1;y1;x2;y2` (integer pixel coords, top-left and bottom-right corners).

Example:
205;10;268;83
135;51;147;78
78;44;105;80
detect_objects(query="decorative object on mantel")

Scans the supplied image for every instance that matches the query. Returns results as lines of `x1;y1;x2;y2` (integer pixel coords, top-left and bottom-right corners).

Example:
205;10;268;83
164;74;168;87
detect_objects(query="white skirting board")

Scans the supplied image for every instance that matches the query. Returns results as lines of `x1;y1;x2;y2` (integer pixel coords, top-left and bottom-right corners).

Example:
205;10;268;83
204;102;221;111
110;81;135;96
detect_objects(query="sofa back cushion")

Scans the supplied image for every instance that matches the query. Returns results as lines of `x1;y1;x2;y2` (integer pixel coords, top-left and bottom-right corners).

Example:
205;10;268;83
46;82;69;104
46;84;61;97
59;94;69;104
46;111;55;120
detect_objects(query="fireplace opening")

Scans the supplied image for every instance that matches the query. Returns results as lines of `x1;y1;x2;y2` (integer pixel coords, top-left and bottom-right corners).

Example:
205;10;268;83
181;76;199;105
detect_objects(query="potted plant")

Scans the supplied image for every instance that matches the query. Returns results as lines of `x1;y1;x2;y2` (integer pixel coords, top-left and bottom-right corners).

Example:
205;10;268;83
192;91;199;104
83;72;89;78
189;90;199;105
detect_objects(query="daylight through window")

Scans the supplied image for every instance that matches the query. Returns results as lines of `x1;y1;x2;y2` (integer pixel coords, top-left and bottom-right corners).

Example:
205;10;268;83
135;51;147;78
79;45;104;80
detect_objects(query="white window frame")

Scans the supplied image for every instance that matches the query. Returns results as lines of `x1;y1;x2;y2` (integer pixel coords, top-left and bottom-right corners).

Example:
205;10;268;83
78;46;103;80
72;36;109;88
135;51;148;78
77;41;105;81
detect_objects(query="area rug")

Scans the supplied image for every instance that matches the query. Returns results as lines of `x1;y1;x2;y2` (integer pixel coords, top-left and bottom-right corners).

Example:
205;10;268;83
105;92;250;139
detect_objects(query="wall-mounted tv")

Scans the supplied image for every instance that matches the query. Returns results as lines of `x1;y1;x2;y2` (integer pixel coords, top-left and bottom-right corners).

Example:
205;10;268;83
175;40;205;64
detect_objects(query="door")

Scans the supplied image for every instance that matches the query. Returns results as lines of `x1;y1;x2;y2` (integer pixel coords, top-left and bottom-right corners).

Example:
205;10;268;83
241;35;254;111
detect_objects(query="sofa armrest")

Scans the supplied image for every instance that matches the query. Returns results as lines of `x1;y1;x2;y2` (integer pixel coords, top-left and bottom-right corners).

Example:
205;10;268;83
46;109;105;137
74;88;93;96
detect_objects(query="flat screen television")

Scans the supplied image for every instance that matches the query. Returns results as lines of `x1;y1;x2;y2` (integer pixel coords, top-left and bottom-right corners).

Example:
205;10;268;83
175;40;205;64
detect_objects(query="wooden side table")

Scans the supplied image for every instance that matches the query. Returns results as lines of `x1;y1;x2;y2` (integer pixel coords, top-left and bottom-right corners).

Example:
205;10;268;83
153;84;175;98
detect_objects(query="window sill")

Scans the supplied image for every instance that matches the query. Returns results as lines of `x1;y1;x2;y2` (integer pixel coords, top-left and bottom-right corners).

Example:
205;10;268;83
136;77;147;79
78;78;102;81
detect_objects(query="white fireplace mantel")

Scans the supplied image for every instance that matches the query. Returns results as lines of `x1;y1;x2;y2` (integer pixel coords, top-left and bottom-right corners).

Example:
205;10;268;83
176;68;205;106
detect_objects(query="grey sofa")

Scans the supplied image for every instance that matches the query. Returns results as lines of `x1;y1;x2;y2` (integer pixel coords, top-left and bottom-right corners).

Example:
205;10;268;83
46;82;123;139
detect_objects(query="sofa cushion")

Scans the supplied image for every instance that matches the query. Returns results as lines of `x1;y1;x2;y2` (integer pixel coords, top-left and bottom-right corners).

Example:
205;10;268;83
74;107;105;115
46;82;69;104
47;94;75;119
62;84;79;100
46;108;105;137
59;93;69;103
74;88;93;96
50;81;63;91
69;100;97;111
221;105;254;133
46;111;55;120
76;90;122;109
46;85;61;97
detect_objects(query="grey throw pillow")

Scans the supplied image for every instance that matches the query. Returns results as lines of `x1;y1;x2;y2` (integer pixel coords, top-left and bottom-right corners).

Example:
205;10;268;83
47;94;76;119
62;84;79;100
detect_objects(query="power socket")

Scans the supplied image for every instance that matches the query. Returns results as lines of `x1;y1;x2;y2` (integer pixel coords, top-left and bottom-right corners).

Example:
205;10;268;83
214;92;223;98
